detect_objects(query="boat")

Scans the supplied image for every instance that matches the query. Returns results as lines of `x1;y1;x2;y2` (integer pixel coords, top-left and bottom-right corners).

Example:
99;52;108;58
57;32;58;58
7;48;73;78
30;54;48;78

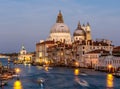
75;77;89;87
80;71;87;76
113;71;120;78
37;78;45;84
0;81;8;87
0;73;13;80
80;73;87;76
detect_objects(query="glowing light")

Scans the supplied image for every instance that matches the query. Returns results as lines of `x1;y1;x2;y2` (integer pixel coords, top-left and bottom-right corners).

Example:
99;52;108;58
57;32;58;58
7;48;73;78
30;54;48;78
45;67;49;71
15;68;20;74
13;80;23;89
75;62;79;67
8;58;10;61
45;60;49;65
108;65;112;69
74;68;80;76
106;74;114;88
108;65;112;72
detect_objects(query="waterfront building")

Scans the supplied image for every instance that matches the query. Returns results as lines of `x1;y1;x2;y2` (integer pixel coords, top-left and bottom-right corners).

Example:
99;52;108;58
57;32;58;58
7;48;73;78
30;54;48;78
72;39;113;66
36;11;72;63
18;45;33;63
36;11;114;66
98;55;120;72
36;40;55;63
47;41;73;66
84;49;109;68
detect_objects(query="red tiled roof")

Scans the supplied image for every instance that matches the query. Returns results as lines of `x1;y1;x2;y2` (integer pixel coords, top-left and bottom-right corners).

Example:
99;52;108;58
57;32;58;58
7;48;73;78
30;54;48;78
86;49;109;54
36;41;54;45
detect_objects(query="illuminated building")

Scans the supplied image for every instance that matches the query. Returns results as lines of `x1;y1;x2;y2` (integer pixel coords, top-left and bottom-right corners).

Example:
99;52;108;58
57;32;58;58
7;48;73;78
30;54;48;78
36;11;114;66
18;45;33;63
36;40;55;63
47;11;71;44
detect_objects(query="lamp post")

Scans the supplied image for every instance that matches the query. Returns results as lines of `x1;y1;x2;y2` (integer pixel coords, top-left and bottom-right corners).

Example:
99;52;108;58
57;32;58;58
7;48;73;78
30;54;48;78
108;65;112;73
75;61;79;68
15;68;20;80
8;58;10;69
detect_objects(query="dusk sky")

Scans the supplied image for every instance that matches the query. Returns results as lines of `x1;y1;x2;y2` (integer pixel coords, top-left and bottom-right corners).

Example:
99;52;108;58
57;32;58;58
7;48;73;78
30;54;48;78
0;0;120;53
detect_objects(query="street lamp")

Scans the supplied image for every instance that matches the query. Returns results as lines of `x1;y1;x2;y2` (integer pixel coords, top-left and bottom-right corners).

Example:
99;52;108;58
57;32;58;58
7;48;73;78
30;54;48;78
8;58;10;68
75;62;79;67
108;65;112;73
15;68;20;80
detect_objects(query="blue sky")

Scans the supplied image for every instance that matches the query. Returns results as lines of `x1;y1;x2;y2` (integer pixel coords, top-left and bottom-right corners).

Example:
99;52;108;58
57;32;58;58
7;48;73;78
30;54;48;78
0;0;120;53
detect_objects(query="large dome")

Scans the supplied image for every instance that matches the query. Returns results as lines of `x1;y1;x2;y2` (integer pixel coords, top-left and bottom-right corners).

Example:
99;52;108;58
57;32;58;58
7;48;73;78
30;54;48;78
50;23;70;33
48;11;71;44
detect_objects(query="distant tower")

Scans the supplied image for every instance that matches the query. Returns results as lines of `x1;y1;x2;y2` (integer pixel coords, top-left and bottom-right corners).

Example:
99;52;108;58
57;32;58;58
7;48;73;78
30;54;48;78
85;22;92;40
20;44;27;55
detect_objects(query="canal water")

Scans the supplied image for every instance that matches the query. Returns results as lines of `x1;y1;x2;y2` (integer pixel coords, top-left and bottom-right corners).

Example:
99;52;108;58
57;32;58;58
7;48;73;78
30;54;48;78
0;58;120;89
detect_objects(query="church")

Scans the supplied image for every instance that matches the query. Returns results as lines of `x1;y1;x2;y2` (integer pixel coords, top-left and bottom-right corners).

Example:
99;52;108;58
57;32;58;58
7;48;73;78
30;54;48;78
47;11;71;44
35;11;113;66
47;11;92;43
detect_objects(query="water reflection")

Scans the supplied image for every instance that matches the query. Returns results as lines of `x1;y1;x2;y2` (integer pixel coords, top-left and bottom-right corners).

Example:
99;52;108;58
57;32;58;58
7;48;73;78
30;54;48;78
13;80;23;89
44;66;49;72
74;68;89;87
28;64;31;73
36;66;43;70
106;73;114;89
74;68;80;76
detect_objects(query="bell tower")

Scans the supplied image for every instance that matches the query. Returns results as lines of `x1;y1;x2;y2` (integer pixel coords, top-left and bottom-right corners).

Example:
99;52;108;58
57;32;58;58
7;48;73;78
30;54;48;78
86;22;92;40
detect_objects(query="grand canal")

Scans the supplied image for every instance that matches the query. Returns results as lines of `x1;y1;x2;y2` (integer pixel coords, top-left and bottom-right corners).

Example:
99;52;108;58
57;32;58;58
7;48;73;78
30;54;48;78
1;58;120;89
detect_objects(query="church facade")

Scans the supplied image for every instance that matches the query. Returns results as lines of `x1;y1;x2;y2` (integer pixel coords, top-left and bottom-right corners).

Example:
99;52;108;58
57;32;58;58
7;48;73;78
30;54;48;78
18;45;33;64
36;11;113;67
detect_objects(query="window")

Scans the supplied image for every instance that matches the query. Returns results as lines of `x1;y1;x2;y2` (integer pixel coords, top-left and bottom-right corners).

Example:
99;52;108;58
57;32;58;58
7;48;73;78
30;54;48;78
83;51;84;55
83;47;84;49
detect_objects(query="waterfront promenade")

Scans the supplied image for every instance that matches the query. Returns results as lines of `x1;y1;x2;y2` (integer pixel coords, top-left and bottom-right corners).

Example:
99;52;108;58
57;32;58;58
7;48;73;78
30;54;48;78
0;58;120;89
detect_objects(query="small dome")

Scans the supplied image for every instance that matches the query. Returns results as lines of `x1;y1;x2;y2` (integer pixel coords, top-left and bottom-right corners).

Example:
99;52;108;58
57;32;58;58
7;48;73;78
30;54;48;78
50;23;70;33
73;29;85;36
73;21;85;36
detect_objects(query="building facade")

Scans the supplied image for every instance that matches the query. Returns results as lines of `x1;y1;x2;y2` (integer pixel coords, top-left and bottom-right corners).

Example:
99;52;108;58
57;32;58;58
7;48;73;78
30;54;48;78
36;40;55;63
98;55;120;72
18;45;33;63
36;11;114;67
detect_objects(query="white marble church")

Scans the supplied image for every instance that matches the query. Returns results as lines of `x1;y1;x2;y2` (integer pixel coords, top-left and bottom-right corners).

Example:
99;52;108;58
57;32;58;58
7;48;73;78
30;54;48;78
47;11;71;44
47;11;92;43
35;11;113;67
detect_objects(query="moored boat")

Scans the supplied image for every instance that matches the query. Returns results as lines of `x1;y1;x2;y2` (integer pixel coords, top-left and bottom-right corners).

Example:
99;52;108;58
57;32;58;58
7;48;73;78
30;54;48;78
113;71;120;78
0;81;8;87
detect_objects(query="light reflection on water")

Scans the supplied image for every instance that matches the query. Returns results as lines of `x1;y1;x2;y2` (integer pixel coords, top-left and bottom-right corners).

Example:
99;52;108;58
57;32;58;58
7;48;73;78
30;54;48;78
36;66;43;70
13;80;23;89
106;73;114;89
0;58;118;89
44;66;49;72
74;68;89;87
74;68;80;76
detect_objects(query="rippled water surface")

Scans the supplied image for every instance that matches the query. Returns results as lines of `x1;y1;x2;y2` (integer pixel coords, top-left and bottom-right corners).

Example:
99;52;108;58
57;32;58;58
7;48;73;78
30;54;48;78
0;58;120;89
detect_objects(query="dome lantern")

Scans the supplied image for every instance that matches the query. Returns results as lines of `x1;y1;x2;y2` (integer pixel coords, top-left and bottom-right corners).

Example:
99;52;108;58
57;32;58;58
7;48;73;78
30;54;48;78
56;10;64;23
